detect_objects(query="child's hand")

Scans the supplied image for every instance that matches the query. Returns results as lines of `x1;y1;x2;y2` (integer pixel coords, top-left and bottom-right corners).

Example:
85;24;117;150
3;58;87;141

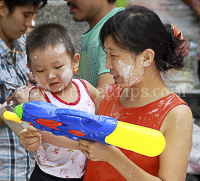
79;139;116;162
19;126;42;151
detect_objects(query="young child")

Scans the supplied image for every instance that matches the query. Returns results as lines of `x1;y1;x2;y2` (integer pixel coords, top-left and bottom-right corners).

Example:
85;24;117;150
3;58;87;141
78;5;193;181
19;23;100;181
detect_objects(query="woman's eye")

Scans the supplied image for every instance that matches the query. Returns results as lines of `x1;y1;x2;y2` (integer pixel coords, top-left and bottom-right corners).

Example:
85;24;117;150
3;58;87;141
55;65;63;69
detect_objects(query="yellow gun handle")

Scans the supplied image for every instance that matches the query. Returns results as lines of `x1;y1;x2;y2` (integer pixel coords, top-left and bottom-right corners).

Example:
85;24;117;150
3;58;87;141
105;121;166;157
3;111;22;124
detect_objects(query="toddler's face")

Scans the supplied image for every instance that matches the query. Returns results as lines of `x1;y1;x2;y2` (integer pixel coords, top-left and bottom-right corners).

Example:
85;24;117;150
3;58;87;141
29;44;73;92
104;37;145;88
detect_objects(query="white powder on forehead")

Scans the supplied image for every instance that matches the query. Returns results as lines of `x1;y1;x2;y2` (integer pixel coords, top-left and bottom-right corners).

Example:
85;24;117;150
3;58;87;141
54;44;66;54
62;68;73;85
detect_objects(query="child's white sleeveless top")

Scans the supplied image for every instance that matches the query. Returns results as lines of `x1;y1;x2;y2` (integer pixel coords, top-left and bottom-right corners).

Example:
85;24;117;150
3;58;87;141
32;79;95;178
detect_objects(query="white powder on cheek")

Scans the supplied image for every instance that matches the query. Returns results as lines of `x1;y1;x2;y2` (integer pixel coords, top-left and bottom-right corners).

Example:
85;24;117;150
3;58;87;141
62;68;73;86
118;58;144;87
118;60;133;79
118;60;136;86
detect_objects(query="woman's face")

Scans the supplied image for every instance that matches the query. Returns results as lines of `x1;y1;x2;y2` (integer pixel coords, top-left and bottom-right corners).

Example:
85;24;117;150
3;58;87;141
104;37;145;88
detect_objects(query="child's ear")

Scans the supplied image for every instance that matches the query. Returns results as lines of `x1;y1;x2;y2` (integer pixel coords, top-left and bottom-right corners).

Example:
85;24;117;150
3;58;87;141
140;49;154;67
27;64;32;71
73;53;80;69
0;1;7;16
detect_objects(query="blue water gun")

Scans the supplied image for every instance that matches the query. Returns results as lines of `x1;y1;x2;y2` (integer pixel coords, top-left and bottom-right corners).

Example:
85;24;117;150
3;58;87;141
3;101;166;157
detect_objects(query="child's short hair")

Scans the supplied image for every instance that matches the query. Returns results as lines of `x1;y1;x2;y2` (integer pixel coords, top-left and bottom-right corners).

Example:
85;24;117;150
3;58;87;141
26;23;75;65
3;0;47;14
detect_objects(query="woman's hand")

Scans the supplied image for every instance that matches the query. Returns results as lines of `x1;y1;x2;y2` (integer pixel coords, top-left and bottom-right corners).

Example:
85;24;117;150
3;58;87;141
79;139;117;162
19;126;42;151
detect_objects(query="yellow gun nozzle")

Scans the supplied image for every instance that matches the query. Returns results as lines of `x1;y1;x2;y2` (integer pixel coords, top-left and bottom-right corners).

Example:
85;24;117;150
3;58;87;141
3;111;22;124
105;121;166;157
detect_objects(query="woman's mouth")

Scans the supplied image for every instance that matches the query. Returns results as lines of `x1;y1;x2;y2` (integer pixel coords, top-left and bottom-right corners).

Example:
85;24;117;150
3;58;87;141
113;75;118;82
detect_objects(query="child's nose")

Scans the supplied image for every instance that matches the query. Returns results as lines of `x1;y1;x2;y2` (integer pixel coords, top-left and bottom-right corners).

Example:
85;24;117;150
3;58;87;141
47;73;56;79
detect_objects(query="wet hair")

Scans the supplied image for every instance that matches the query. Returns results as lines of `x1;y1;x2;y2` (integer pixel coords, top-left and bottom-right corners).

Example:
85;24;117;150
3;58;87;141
26;23;75;65
108;0;117;2
100;5;184;72
4;0;47;14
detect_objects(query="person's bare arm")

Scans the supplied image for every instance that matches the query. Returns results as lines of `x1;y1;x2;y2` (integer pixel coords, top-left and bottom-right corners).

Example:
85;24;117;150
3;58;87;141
28;89;80;150
79;105;193;181
181;0;200;17
96;73;114;92
83;79;103;113
6;86;31;105
157;105;193;180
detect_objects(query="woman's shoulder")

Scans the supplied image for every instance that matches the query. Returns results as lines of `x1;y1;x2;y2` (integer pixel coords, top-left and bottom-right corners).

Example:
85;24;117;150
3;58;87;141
160;103;193;134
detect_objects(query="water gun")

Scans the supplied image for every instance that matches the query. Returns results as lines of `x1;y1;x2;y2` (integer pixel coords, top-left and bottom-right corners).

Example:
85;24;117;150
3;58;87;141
3;101;166;157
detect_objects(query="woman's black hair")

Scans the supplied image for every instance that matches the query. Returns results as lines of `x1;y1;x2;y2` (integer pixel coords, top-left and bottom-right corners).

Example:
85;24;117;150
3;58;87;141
100;5;184;72
4;0;47;14
26;23;75;65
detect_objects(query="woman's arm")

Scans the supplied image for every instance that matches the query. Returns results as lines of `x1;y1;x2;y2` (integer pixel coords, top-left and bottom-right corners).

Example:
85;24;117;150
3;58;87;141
158;105;193;180
79;104;193;181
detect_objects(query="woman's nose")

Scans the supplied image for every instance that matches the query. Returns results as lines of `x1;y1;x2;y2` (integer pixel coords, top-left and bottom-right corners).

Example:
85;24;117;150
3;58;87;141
106;57;113;69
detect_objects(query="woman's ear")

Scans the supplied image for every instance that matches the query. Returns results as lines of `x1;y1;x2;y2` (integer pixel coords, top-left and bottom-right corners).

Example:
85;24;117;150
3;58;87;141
140;49;154;67
73;53;80;69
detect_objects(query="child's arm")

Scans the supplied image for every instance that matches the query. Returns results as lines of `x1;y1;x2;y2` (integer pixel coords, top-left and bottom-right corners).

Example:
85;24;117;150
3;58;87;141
82;79;103;113
79;105;193;181
19;89;80;151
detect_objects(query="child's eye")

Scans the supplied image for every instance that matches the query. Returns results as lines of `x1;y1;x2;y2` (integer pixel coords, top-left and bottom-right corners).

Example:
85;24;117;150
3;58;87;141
37;70;44;73
55;65;63;69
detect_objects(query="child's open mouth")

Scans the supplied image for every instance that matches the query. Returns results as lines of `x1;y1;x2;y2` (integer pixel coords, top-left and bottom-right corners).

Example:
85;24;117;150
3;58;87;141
49;82;59;87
